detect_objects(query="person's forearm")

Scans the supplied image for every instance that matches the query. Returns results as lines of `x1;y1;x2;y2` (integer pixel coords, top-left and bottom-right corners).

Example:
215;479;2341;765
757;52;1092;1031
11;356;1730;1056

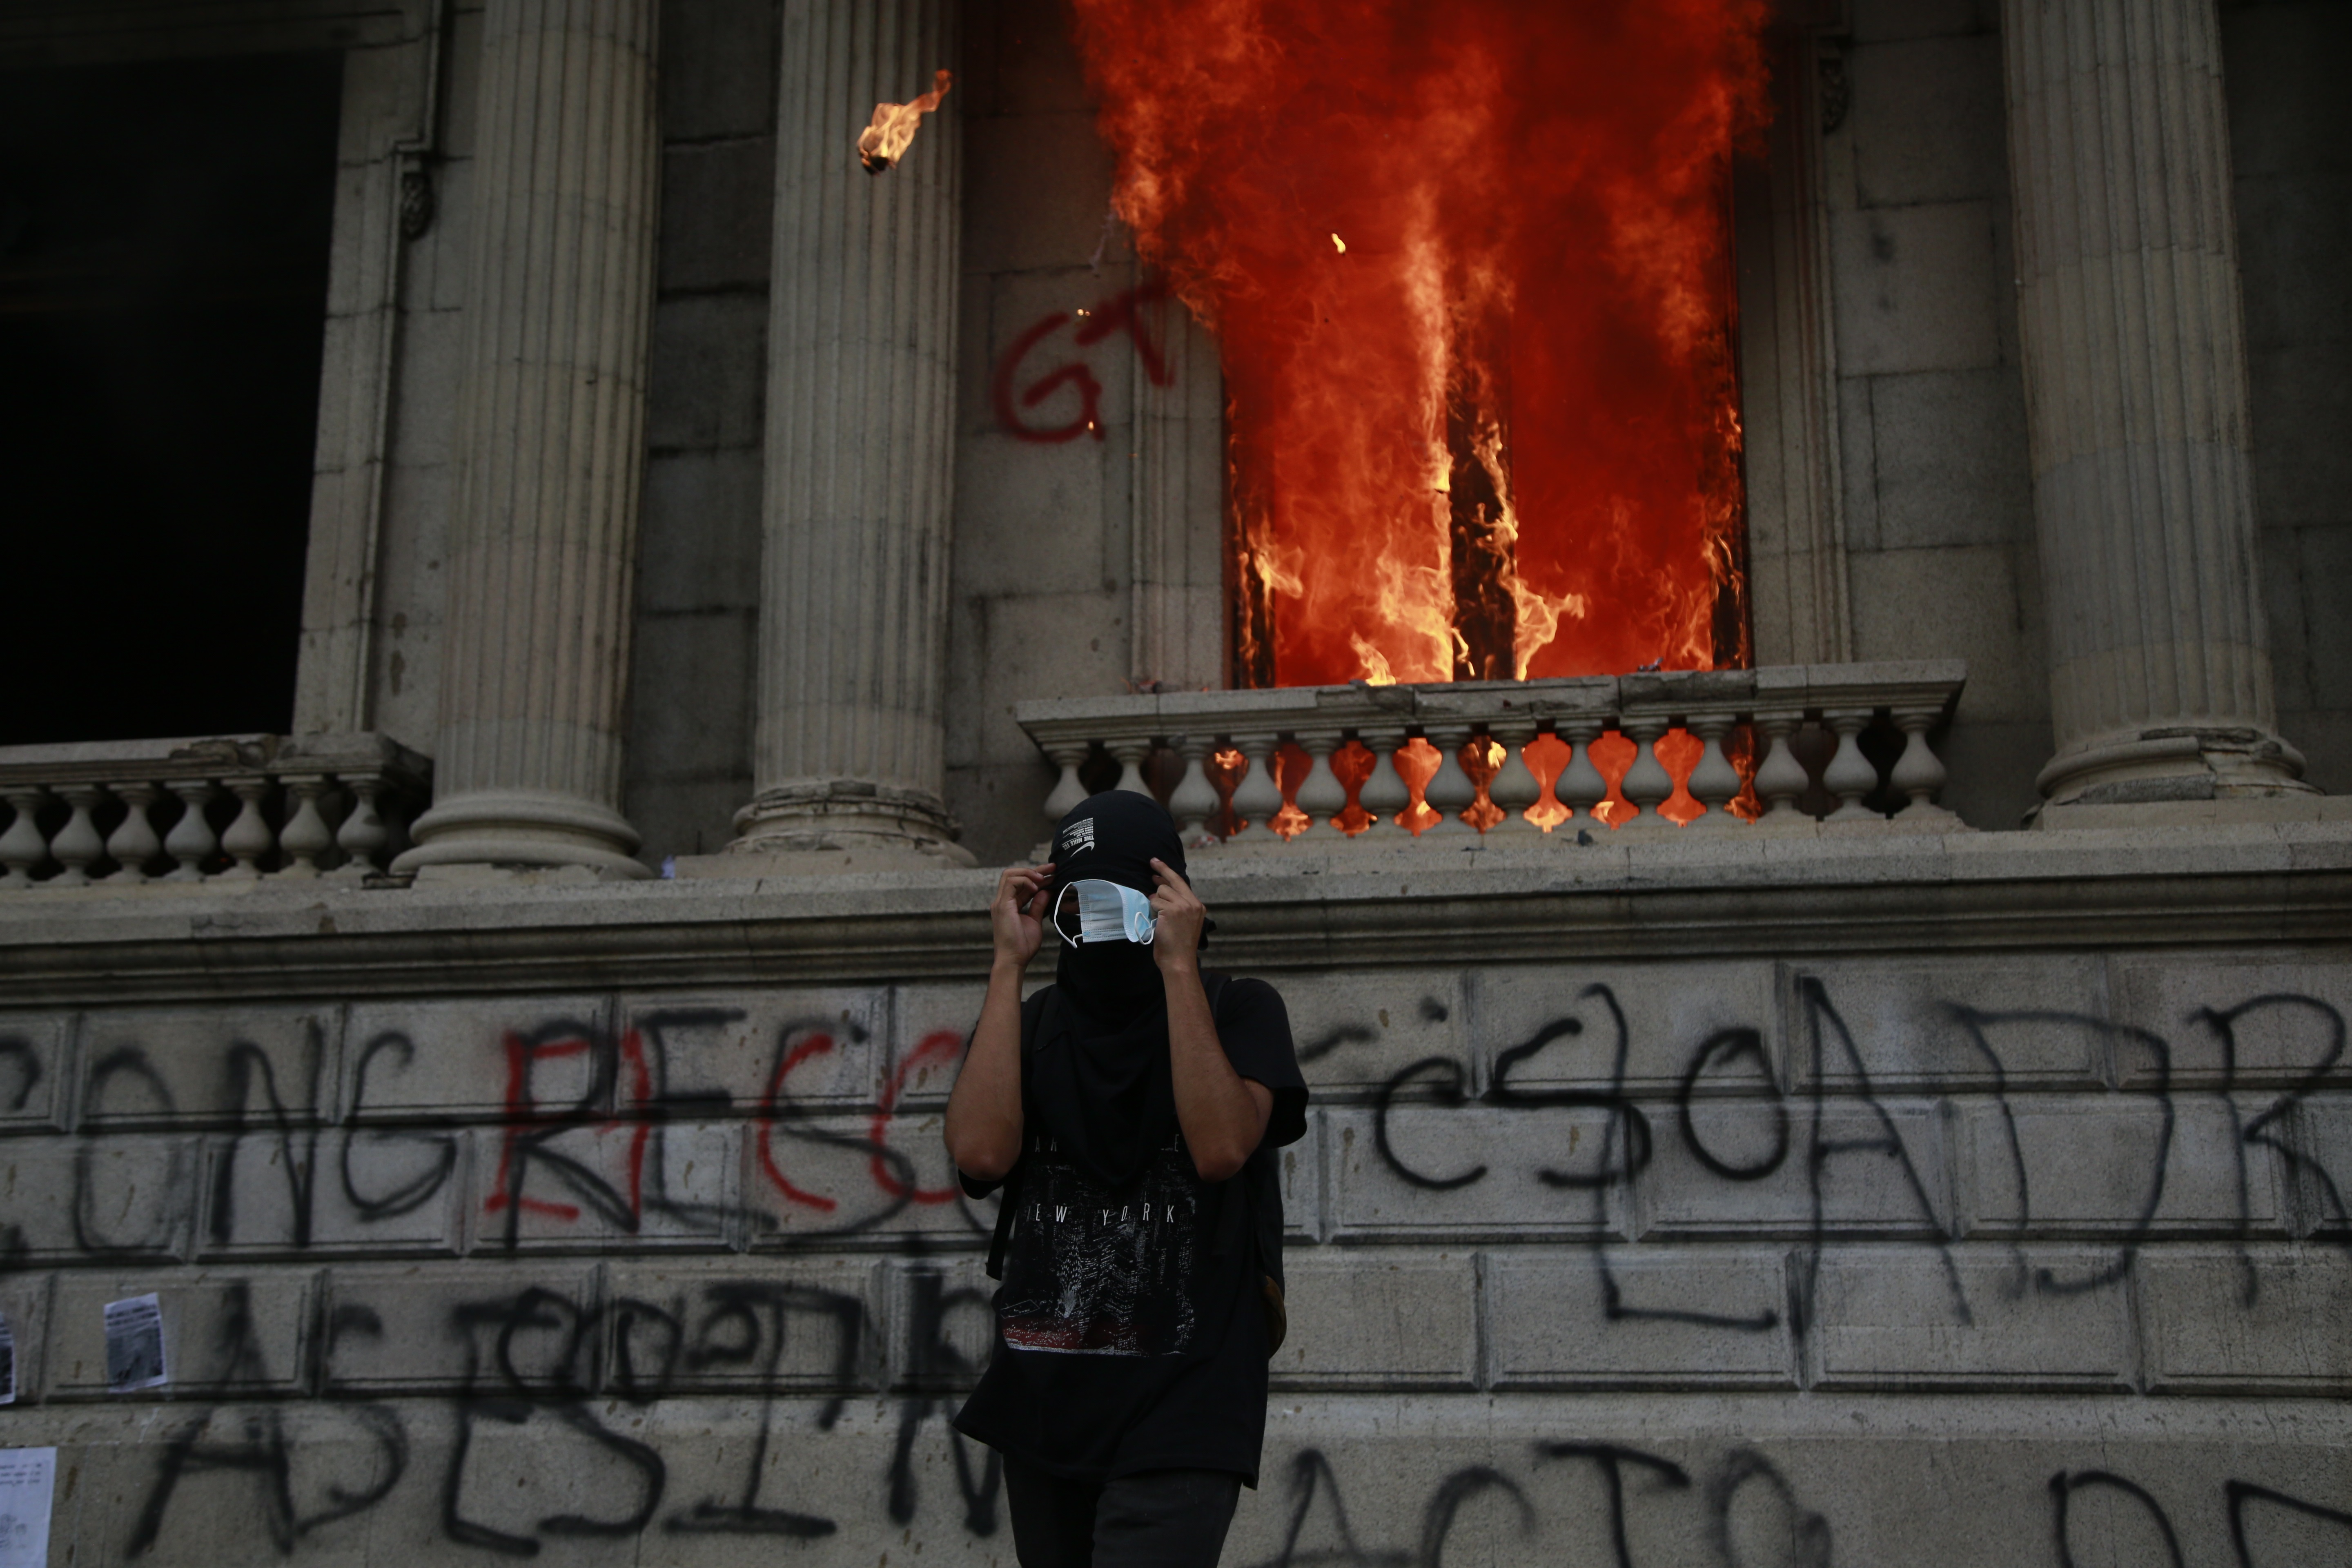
1163;960;1269;1181
943;957;1027;1180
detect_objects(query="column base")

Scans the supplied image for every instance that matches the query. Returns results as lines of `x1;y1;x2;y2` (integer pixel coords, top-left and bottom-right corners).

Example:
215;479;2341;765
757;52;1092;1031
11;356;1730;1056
2034;725;2317;812
721;779;978;869
391;790;652;878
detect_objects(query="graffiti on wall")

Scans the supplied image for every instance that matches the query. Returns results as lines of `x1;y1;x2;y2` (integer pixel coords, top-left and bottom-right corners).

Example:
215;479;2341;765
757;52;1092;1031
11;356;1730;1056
2;963;2347;1561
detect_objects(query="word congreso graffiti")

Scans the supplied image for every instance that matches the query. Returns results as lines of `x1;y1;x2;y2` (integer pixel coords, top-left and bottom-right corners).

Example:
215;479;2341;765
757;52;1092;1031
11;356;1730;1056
0;956;2347;1561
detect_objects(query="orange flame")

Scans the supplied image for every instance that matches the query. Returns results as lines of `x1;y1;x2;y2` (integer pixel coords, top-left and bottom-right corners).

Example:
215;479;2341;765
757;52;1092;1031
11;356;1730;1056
1069;0;1766;684
858;68;953;174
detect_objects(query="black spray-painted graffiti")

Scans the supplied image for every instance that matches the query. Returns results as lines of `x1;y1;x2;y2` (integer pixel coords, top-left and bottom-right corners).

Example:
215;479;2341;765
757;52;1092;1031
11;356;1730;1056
5;969;2344;1560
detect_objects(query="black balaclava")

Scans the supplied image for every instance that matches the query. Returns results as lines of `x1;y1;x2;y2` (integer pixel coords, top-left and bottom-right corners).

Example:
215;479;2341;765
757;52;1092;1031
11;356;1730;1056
1046;791;1186;1029
1033;792;1187;1187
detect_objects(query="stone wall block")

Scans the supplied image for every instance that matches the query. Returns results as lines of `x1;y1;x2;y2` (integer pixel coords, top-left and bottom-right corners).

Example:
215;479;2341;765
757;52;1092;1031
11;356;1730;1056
1485;1250;1796;1389
1640;1101;1951;1240
1271;1253;1478;1391
46;1270;317;1399
1957;1097;2277;1240
2139;1247;2352;1392
1790;959;2110;1090
881;1254;991;1392
199;1126;470;1260
470;1120;742;1254
611;1256;882;1396
1274;970;1467;1099
620;990;890;1112
1472;963;1781;1099
15;1136;197;1263
322;1261;602;1396
1830;201;2003;376
0;1013;71;1132
343;996;616;1122
77;1007;335;1130
0;1273;53;1404
1327;1107;1626;1244
742;1116;995;1251
1807;1246;2134;1389
2110;958;2352;1087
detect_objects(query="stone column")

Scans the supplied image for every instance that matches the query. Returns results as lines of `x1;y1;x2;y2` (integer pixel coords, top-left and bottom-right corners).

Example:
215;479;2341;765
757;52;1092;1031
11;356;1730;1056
726;0;971;864
396;0;660;877
2002;0;2310;809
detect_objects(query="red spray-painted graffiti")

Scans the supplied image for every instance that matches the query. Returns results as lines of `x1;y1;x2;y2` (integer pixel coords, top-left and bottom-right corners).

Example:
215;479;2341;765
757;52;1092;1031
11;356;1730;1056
990;278;1175;443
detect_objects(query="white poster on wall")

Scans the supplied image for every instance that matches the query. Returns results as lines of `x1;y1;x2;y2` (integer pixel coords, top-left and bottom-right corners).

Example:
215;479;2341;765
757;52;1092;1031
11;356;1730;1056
0;1448;56;1568
103;1294;167;1392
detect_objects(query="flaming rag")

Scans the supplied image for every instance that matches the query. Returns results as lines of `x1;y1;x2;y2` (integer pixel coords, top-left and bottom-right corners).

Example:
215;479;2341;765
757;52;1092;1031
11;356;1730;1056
858;68;952;172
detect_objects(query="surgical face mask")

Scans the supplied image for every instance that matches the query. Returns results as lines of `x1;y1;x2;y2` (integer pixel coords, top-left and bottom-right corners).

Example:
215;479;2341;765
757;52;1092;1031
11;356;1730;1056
1054;879;1156;948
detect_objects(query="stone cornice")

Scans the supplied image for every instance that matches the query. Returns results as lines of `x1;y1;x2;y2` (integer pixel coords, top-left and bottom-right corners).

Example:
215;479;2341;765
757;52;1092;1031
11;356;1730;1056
1;823;2349;1004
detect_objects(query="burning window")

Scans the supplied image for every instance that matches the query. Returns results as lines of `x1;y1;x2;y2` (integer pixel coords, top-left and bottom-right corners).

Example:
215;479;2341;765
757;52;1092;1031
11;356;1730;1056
1071;0;1768;688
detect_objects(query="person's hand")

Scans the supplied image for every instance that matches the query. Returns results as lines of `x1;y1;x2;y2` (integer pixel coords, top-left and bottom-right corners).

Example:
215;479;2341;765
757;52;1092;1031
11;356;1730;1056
991;862;1054;968
1147;858;1207;974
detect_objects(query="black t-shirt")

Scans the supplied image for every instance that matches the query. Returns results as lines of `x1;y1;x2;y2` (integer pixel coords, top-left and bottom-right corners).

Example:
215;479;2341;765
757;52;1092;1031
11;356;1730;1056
951;974;1307;1486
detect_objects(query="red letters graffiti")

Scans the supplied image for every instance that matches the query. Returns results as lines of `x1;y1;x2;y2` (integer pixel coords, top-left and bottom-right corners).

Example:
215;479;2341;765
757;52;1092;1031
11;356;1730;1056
989;278;1175;443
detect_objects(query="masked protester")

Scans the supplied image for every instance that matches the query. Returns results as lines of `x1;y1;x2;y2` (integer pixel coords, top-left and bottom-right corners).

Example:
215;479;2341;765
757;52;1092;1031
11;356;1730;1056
944;792;1307;1568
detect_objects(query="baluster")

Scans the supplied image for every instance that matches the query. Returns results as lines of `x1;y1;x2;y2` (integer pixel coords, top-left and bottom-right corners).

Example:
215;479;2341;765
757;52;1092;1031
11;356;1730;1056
1684;713;1744;830
1752;710;1811;823
1355;727;1412;837
336;774;391;875
50;785;107;885
1821;710;1881;822
1042;741;1090;822
1616;718;1674;831
1554;719;1606;837
1890;704;1959;824
1291;728;1349;842
164;781;220;880
106;782;164;881
1167;736;1221;846
1418;724;1477;839
0;787;50;888
1226;731;1284;842
277;775;334;877
1485;720;1541;837
218;776;276;878
1109;737;1154;797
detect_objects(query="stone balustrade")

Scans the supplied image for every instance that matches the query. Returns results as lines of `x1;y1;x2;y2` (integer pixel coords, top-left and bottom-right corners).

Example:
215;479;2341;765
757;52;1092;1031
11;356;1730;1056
1016;662;1968;843
0;732;431;887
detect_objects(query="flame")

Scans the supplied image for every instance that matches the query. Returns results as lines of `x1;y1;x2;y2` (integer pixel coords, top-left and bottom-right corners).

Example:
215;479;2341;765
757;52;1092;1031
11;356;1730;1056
1069;0;1766;684
858;68;953;174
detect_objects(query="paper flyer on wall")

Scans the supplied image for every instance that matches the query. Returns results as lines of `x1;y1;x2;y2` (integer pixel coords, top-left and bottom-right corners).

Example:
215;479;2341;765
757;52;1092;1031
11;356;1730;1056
0;1311;16;1406
104;1293;167;1392
0;1448;55;1568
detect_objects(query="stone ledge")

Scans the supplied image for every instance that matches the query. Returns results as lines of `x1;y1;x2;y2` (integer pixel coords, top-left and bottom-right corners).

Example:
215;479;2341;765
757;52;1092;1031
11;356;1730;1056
1;822;2350;1003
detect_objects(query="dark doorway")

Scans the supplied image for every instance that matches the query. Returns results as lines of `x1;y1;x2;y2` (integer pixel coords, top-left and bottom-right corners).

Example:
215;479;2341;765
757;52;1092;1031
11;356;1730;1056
0;50;342;745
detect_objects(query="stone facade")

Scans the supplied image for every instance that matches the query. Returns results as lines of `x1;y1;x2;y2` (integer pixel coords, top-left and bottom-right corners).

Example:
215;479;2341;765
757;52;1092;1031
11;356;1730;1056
1;0;2349;1563
2;835;2351;1561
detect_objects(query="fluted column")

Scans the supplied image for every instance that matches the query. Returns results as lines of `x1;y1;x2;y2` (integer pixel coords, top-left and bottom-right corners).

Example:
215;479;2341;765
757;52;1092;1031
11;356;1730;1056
2002;0;2310;808
727;0;971;862
395;0;660;876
